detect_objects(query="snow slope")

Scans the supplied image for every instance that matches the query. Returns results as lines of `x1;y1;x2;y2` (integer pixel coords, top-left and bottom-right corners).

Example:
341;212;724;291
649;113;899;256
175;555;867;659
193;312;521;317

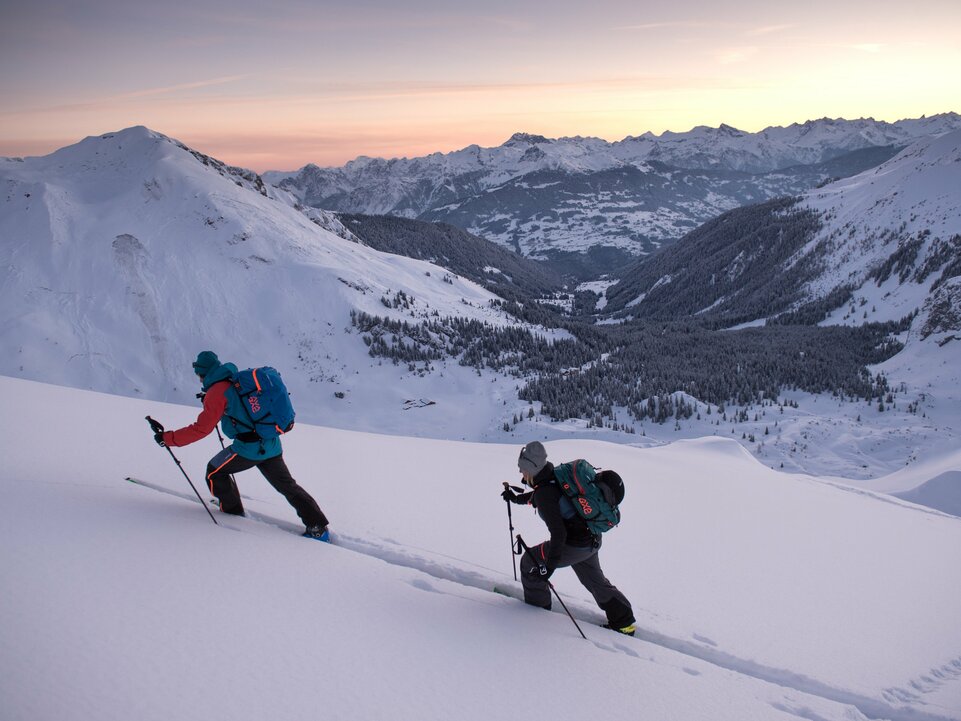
2;375;960;721
0;127;544;439
804;128;961;326
858;445;961;517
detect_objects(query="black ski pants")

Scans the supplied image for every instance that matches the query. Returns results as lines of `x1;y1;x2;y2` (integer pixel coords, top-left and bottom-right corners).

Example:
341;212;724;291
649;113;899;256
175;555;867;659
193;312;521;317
206;448;329;529
520;537;635;629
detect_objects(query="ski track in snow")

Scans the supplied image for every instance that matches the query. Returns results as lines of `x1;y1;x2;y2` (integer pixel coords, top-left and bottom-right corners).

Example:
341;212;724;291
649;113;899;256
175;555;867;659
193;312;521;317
128;476;961;721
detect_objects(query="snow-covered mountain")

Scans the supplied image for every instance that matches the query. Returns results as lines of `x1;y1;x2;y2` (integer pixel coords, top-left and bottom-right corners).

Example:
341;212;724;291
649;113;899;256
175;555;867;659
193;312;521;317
268;114;961;263
604;129;961;338
3;374;961;721
4;126;959;483
0;127;547;436
583;131;961;482
626;113;961;172
803;130;961;332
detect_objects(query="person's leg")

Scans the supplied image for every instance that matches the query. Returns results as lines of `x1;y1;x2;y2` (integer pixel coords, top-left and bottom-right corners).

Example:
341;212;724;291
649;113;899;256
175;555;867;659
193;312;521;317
520;542;597;609
519;542;553;609
256;454;329;529
205;448;256;515
570;545;635;629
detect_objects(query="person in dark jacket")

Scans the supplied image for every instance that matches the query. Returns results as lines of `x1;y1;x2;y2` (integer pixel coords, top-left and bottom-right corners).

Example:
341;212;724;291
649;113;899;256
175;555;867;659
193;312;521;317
152;351;330;541
502;440;636;635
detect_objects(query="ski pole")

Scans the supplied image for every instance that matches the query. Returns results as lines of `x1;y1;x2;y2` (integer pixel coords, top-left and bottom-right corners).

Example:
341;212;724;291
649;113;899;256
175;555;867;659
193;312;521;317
199;392;237;499
503;482;521;580
515;533;586;640
198;390;240;499
212;424;240;494
145;416;219;526
195;391;228;455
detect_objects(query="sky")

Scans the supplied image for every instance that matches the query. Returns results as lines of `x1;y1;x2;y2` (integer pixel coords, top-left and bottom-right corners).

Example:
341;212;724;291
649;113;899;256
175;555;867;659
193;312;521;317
1;0;960;171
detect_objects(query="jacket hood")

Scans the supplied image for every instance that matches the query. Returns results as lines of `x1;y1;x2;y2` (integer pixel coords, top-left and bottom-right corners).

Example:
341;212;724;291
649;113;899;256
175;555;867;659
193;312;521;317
529;462;556;488
201;361;238;390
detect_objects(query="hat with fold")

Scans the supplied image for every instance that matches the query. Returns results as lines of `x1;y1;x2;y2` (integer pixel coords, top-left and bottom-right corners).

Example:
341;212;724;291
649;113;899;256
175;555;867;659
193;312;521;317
518;441;548;476
192;350;220;377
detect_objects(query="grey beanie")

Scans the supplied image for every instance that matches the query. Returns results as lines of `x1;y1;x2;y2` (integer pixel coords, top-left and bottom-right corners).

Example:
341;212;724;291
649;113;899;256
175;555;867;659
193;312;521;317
518;441;548;476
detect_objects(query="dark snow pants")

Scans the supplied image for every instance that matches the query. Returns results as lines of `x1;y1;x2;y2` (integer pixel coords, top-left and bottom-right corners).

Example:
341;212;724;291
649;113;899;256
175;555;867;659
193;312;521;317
206;448;329;529
520;537;635;628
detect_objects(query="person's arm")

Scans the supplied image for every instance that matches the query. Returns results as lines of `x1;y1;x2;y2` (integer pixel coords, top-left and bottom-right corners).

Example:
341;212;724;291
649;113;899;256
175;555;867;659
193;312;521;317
503;487;534;505
533;484;567;572
163;382;228;447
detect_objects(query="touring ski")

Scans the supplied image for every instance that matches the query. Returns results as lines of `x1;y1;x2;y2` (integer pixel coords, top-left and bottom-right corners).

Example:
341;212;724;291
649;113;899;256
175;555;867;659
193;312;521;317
125;477;332;544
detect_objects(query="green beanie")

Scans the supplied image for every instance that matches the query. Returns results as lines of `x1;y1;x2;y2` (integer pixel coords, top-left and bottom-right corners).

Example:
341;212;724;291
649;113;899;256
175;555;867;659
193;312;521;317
192;351;220;377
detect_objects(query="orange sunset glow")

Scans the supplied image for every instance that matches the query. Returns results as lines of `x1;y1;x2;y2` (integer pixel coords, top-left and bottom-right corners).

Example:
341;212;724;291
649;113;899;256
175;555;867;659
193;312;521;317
2;0;960;171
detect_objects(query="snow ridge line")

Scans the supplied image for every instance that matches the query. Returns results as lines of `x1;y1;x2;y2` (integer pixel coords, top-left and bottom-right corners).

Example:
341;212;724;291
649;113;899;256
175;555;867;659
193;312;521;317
818;478;961;521
883;658;961;706
126;476;958;721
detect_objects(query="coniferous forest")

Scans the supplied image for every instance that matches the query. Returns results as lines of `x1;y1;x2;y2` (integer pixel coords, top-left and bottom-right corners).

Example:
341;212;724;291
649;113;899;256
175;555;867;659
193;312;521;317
351;305;904;426
340;197;955;428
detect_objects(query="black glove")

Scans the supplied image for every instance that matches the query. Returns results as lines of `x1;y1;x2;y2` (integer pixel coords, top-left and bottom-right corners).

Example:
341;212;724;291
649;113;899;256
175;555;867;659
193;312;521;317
146;416;165;446
502;483;528;504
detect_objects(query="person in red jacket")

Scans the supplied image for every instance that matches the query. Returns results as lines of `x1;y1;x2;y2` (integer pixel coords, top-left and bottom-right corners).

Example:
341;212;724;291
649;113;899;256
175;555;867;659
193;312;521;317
153;351;330;541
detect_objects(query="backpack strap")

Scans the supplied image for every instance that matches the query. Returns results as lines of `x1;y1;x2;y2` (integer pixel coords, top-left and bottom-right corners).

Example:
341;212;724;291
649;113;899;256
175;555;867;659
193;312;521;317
222;381;261;443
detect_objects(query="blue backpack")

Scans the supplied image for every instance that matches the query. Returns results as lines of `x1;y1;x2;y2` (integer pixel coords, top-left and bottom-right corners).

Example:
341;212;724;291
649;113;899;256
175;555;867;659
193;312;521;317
225;367;295;440
553;460;624;534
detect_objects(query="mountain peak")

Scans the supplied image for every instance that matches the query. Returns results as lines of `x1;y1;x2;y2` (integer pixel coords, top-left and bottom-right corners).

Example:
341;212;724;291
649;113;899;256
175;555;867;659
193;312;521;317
504;132;552;146
718;123;745;136
83;126;172;150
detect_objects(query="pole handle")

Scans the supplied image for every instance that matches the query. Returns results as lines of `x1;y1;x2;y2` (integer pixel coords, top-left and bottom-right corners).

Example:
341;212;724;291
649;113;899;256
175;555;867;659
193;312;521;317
146;415;218;526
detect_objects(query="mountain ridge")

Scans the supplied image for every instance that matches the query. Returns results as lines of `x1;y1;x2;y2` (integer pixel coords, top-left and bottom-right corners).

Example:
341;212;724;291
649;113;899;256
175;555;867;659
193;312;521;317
602;129;961;339
268;113;961;264
4;125;960;481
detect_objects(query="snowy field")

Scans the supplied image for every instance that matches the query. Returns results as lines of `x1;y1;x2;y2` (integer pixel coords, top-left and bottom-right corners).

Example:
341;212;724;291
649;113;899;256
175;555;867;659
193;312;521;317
3;374;960;721
510;327;961;494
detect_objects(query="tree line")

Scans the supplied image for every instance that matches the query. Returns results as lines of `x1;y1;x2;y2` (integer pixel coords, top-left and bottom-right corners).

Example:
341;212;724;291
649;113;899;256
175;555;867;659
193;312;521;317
350;307;902;425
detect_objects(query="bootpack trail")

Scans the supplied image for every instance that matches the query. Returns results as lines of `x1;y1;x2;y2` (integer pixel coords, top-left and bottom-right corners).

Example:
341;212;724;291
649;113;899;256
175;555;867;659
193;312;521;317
123;475;958;721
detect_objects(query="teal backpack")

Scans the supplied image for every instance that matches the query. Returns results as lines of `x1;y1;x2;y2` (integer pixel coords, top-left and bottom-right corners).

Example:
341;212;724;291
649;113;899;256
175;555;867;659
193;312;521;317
553;460;624;534
225;366;295;441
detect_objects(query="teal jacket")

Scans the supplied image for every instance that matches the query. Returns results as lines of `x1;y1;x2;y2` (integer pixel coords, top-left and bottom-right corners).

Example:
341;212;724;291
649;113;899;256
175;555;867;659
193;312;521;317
203;361;282;461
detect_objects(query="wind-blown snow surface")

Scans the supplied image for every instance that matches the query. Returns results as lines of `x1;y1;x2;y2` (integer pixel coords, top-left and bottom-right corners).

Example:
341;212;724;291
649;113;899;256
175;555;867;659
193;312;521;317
3;375;961;721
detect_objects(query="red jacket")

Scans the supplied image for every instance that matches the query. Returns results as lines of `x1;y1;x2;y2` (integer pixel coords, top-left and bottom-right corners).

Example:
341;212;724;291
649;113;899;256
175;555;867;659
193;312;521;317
163;381;229;447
